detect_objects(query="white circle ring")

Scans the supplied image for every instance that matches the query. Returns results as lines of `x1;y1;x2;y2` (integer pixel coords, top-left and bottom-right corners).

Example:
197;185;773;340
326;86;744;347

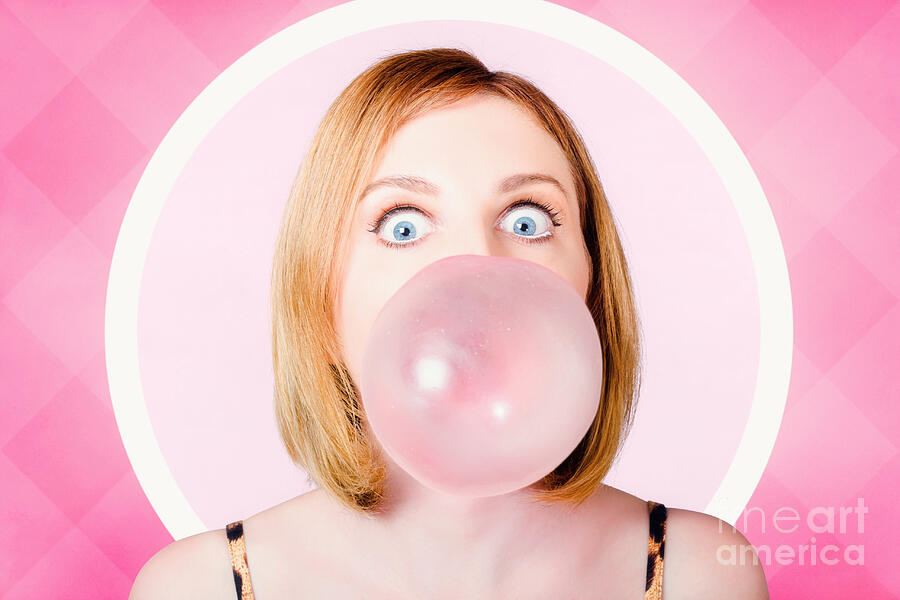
106;0;792;540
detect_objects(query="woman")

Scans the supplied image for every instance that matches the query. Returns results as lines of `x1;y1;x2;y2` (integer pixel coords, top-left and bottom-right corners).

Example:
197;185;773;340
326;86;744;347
131;48;769;599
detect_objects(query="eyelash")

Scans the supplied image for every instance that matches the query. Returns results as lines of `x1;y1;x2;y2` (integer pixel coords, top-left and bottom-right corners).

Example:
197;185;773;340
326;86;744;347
365;197;563;250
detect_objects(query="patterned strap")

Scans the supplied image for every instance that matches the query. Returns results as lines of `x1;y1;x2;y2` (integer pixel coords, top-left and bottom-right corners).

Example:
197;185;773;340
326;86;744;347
644;500;667;600
226;521;256;600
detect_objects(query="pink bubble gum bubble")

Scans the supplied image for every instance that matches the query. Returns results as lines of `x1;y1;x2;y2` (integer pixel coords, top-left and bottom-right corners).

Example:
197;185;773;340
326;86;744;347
359;254;604;498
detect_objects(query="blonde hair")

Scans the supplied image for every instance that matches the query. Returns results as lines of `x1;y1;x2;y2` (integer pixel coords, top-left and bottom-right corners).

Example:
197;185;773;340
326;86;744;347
271;47;643;515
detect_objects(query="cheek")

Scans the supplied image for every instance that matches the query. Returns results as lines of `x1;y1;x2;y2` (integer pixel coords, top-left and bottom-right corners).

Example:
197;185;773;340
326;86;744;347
336;262;400;380
335;237;371;373
337;276;372;378
568;262;591;303
549;237;593;301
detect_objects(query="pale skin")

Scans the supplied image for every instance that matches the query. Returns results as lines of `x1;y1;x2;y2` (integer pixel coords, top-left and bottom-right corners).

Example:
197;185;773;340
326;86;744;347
130;95;769;599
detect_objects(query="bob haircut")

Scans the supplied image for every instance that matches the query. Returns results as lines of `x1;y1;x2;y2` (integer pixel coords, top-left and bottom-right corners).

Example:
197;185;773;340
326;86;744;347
271;47;643;516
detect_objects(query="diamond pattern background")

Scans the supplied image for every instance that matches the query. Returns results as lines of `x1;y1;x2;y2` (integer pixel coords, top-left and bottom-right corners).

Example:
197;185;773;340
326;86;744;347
0;1;897;598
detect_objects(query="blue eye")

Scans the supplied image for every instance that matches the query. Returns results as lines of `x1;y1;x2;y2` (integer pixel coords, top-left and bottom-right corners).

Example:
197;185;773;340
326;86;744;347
513;215;537;235
367;204;432;248
500;206;556;242
392;220;417;243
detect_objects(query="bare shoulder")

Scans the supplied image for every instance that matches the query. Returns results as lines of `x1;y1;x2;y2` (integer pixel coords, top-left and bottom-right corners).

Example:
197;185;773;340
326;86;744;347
663;507;770;600
129;489;331;599
129;527;237;600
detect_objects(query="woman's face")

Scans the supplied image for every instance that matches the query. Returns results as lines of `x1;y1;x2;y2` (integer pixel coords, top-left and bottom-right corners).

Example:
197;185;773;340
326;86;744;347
334;94;592;386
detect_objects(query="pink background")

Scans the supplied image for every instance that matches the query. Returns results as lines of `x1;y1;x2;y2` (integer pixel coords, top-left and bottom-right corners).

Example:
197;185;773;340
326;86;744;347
2;1;898;598
138;18;759;530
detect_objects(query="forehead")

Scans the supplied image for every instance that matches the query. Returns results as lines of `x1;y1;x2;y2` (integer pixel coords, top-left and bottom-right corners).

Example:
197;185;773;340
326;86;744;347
370;95;573;188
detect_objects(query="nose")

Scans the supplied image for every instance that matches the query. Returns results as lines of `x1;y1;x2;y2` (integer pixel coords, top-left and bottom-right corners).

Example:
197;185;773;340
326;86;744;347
444;225;502;260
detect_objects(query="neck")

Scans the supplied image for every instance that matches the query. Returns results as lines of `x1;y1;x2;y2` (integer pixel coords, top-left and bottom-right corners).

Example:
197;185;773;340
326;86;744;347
379;455;568;542
345;446;613;596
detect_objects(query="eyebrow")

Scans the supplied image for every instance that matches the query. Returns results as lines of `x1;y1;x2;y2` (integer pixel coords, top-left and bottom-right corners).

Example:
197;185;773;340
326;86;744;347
358;173;568;202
